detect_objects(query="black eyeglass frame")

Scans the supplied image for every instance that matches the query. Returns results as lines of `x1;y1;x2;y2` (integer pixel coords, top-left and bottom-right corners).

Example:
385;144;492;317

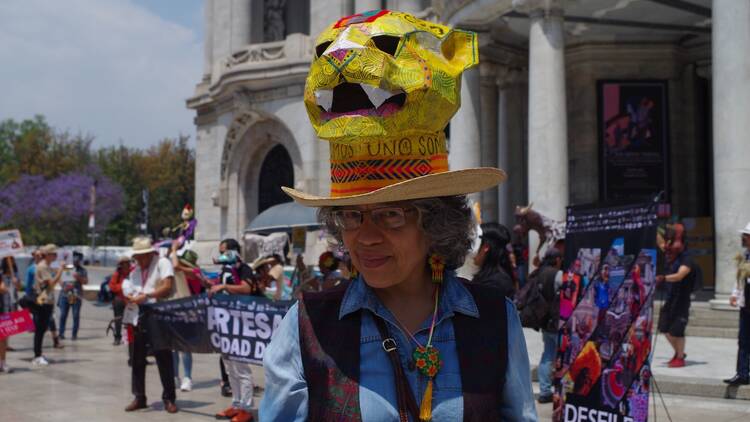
331;206;419;231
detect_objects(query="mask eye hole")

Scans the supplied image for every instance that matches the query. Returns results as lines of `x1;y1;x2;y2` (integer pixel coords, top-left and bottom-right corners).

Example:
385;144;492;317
316;41;333;57
371;35;400;56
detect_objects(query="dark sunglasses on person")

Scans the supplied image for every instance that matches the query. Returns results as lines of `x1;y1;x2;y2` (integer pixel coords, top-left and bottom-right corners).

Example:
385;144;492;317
332;207;417;231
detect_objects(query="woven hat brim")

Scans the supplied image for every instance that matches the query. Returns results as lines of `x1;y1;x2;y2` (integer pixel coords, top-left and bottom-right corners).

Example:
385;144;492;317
282;167;506;207
131;248;157;256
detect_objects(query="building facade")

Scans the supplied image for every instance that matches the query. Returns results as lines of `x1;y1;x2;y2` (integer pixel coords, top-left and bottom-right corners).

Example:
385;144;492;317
188;0;749;307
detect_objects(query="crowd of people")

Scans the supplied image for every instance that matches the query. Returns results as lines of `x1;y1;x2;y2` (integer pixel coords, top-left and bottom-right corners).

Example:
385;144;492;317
0;244;85;370
1;9;749;422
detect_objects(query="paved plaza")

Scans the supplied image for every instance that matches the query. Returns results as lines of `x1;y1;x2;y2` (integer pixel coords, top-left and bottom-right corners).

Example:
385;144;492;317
2;294;750;421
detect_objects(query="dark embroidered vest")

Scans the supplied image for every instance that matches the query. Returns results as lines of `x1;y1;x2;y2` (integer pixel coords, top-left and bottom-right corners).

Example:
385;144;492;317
299;280;509;421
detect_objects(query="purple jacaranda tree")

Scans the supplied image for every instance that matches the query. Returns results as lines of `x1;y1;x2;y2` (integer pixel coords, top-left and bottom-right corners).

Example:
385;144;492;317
0;165;124;244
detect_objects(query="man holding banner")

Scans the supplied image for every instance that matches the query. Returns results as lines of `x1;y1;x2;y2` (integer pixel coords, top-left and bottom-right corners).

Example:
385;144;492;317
211;239;259;422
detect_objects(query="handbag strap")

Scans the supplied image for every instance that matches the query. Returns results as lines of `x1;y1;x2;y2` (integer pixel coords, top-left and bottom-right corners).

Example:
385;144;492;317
373;316;421;422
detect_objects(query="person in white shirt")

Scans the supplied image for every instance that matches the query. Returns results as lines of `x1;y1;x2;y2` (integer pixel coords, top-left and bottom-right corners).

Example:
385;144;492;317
123;237;178;414
724;223;750;386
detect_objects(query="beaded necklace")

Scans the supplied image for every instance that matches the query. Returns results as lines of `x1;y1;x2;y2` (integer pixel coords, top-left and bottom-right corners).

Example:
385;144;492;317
388;284;442;421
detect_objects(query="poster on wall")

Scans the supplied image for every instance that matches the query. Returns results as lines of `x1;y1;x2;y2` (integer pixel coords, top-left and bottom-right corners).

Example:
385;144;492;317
554;203;658;422
598;80;670;202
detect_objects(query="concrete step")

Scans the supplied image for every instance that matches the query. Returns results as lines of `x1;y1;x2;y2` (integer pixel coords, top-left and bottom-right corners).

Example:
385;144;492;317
684;316;739;329
684;325;738;338
654;375;750;401
653;300;740;338
653;302;739;319
531;367;750;401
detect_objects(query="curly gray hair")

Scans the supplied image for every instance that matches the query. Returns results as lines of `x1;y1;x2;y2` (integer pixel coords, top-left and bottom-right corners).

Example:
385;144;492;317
317;195;475;269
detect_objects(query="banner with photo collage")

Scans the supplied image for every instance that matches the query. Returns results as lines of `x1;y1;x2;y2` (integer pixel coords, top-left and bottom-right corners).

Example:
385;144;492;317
554;203;658;422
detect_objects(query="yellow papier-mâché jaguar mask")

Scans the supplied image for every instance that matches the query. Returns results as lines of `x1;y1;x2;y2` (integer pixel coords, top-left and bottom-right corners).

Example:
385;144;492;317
305;9;478;143
298;10;481;198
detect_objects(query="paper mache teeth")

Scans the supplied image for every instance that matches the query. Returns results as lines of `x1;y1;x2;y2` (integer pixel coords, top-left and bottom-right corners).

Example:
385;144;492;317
315;83;403;112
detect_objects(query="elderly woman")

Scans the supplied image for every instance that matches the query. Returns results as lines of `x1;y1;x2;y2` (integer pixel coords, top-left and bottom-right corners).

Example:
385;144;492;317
260;10;535;421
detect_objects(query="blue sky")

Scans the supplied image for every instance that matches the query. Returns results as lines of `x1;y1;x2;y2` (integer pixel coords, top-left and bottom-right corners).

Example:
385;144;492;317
133;0;204;41
0;0;205;148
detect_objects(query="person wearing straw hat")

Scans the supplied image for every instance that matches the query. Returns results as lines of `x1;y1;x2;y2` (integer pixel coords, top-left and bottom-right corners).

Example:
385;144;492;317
260;10;536;421
724;222;750;386
169;241;207;393
31;244;64;366
122;236;178;413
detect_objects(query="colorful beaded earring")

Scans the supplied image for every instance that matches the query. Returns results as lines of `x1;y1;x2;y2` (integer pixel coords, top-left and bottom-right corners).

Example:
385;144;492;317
429;254;445;284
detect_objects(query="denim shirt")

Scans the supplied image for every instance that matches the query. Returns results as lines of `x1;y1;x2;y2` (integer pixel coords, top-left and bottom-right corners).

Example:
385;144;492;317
260;273;538;421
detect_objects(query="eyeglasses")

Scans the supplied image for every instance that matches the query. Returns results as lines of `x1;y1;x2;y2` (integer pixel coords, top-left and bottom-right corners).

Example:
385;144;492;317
332;207;417;231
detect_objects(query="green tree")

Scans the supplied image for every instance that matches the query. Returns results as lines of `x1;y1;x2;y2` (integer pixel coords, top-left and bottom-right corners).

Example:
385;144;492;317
0;115;52;182
95;136;195;244
95;145;146;245
138;136;195;238
1;115;196;246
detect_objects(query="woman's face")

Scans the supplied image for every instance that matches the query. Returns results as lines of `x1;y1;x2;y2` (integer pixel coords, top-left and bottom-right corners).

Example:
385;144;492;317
118;262;130;273
340;202;430;289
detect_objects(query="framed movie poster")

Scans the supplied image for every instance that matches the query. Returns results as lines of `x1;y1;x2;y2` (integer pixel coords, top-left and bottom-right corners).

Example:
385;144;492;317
598;81;670;202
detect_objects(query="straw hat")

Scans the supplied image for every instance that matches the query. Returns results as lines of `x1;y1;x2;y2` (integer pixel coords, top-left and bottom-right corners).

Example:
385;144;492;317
251;256;276;271
131;236;156;256
116;255;131;264
282;10;505;207
40;244;58;255
178;249;199;268
739;222;750;235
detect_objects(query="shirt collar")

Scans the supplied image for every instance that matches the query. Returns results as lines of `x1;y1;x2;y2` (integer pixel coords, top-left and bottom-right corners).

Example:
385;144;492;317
339;271;480;320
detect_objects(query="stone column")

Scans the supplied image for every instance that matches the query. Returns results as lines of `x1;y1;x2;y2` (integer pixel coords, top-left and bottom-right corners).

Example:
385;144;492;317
479;63;499;222
449;67;481;170
390;0;423;13
710;0;750;308
514;0;568;267
355;0;382;13
449;67;482;201
230;0;252;53
311;0;344;37
496;67;524;228
203;0;214;79
212;0;231;63
517;0;568;220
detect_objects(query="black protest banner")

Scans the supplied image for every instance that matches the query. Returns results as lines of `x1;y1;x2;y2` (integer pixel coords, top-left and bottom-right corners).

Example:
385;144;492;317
142;294;294;364
554;203;657;422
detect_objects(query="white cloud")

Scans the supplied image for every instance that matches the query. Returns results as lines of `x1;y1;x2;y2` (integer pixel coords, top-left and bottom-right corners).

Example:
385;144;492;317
0;0;203;148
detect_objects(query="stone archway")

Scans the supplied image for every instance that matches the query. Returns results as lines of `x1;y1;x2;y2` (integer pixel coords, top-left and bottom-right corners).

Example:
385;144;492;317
222;114;304;238
258;144;294;213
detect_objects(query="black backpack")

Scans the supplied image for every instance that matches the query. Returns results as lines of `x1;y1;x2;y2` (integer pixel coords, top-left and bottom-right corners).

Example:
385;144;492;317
690;259;704;292
98;276;114;303
514;269;551;331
